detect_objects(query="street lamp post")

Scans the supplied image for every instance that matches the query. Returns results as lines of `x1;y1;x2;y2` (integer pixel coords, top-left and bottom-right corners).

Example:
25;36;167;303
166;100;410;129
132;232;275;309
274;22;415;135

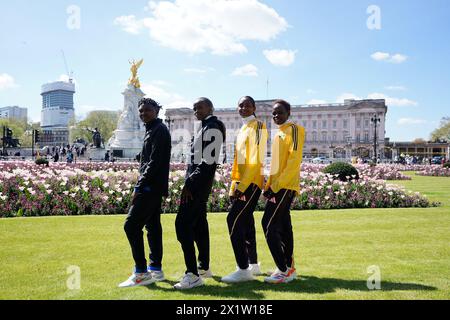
329;144;335;160
346;136;352;161
371;114;381;163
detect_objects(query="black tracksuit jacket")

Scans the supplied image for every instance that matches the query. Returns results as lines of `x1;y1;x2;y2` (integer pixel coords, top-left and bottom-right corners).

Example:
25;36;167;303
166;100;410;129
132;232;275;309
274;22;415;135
135;118;171;197
184;116;226;200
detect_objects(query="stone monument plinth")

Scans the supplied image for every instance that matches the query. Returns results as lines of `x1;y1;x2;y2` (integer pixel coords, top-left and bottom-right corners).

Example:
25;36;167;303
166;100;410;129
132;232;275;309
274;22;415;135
87;147;106;161
108;85;146;158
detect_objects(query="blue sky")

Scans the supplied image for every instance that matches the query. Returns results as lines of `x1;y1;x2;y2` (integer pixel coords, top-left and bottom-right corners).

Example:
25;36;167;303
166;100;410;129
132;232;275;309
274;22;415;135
1;0;449;141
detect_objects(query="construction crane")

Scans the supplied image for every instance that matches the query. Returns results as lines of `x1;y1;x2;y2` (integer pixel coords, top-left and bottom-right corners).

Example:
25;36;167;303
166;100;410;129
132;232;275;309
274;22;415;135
61;50;74;83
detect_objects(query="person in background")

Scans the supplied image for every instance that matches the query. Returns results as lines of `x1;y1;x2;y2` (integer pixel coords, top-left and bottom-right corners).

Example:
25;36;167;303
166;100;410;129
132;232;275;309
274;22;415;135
105;150;110;162
66;150;74;164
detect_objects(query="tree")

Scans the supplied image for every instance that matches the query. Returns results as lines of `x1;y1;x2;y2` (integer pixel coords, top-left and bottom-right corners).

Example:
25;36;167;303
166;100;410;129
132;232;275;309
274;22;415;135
412;138;426;144
430;117;450;142
70;111;120;145
0;118;42;148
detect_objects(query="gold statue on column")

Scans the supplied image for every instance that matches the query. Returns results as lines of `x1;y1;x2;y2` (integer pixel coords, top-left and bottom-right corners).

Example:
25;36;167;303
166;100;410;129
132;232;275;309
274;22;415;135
128;59;144;88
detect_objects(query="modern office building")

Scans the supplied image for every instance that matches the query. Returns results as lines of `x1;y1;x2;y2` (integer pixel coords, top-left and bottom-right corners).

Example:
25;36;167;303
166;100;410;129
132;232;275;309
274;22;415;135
40;80;76;146
0;106;28;122
165;99;388;162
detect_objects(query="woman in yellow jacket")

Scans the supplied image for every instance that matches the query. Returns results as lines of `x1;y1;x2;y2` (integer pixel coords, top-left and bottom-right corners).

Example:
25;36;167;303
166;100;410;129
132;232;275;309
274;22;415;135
222;96;268;283
263;99;305;284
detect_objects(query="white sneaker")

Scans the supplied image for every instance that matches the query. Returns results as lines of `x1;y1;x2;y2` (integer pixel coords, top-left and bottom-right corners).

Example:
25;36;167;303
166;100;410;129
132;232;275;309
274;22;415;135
174;273;204;290
198;268;213;279
221;267;255;283
149;270;165;282
118;272;155;288
249;263;263;276
287;267;297;281
264;269;293;284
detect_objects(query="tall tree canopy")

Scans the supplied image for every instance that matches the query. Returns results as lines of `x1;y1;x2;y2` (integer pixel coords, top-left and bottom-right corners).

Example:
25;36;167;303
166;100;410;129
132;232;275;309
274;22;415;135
430;117;450;142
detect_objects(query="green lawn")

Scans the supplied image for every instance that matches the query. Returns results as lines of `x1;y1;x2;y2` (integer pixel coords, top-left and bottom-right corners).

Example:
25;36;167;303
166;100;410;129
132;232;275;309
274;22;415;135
0;174;449;300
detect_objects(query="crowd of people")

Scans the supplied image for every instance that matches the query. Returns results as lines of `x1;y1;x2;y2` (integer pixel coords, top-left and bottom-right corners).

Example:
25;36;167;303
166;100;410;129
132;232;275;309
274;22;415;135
394;154;447;165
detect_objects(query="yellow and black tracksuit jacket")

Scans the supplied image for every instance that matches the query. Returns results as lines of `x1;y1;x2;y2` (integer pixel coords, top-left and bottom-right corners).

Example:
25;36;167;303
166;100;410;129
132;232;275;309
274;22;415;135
230;118;268;195
265;121;305;194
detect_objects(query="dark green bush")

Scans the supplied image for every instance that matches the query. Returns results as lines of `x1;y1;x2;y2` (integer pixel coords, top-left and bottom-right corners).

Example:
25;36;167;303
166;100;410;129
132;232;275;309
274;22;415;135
443;162;450;169
35;158;49;166
323;162;359;182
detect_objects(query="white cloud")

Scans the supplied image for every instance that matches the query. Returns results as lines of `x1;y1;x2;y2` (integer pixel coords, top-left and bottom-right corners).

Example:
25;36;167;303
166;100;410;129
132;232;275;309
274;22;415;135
371;51;408;64
263;49;297;66
306;89;318;94
231;64;259;77
140;82;191;109
398;118;427;125
151;80;170;87
367;93;418;107
371;52;390;61
336;93;361;103
184;67;215;74
0;73;18;90
385;85;407;91
116;0;288;55
307;99;327;105
336;92;417;107
390;54;408;64
114;15;145;35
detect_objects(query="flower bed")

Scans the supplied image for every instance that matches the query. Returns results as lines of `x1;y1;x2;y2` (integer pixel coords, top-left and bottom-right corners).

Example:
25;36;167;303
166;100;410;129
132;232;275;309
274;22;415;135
355;165;411;180
0;161;438;217
293;172;431;210
416;166;450;177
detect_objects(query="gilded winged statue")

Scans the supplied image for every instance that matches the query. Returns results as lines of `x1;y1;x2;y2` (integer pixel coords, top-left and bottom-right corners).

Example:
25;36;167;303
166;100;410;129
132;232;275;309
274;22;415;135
128;59;144;88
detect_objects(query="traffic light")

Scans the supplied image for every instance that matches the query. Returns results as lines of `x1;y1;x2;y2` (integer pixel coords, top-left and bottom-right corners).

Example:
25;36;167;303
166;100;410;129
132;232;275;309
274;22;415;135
34;130;41;143
6;128;13;138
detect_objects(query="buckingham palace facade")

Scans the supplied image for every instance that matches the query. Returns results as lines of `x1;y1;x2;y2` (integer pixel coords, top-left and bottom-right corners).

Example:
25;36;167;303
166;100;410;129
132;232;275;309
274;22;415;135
164;99;387;162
